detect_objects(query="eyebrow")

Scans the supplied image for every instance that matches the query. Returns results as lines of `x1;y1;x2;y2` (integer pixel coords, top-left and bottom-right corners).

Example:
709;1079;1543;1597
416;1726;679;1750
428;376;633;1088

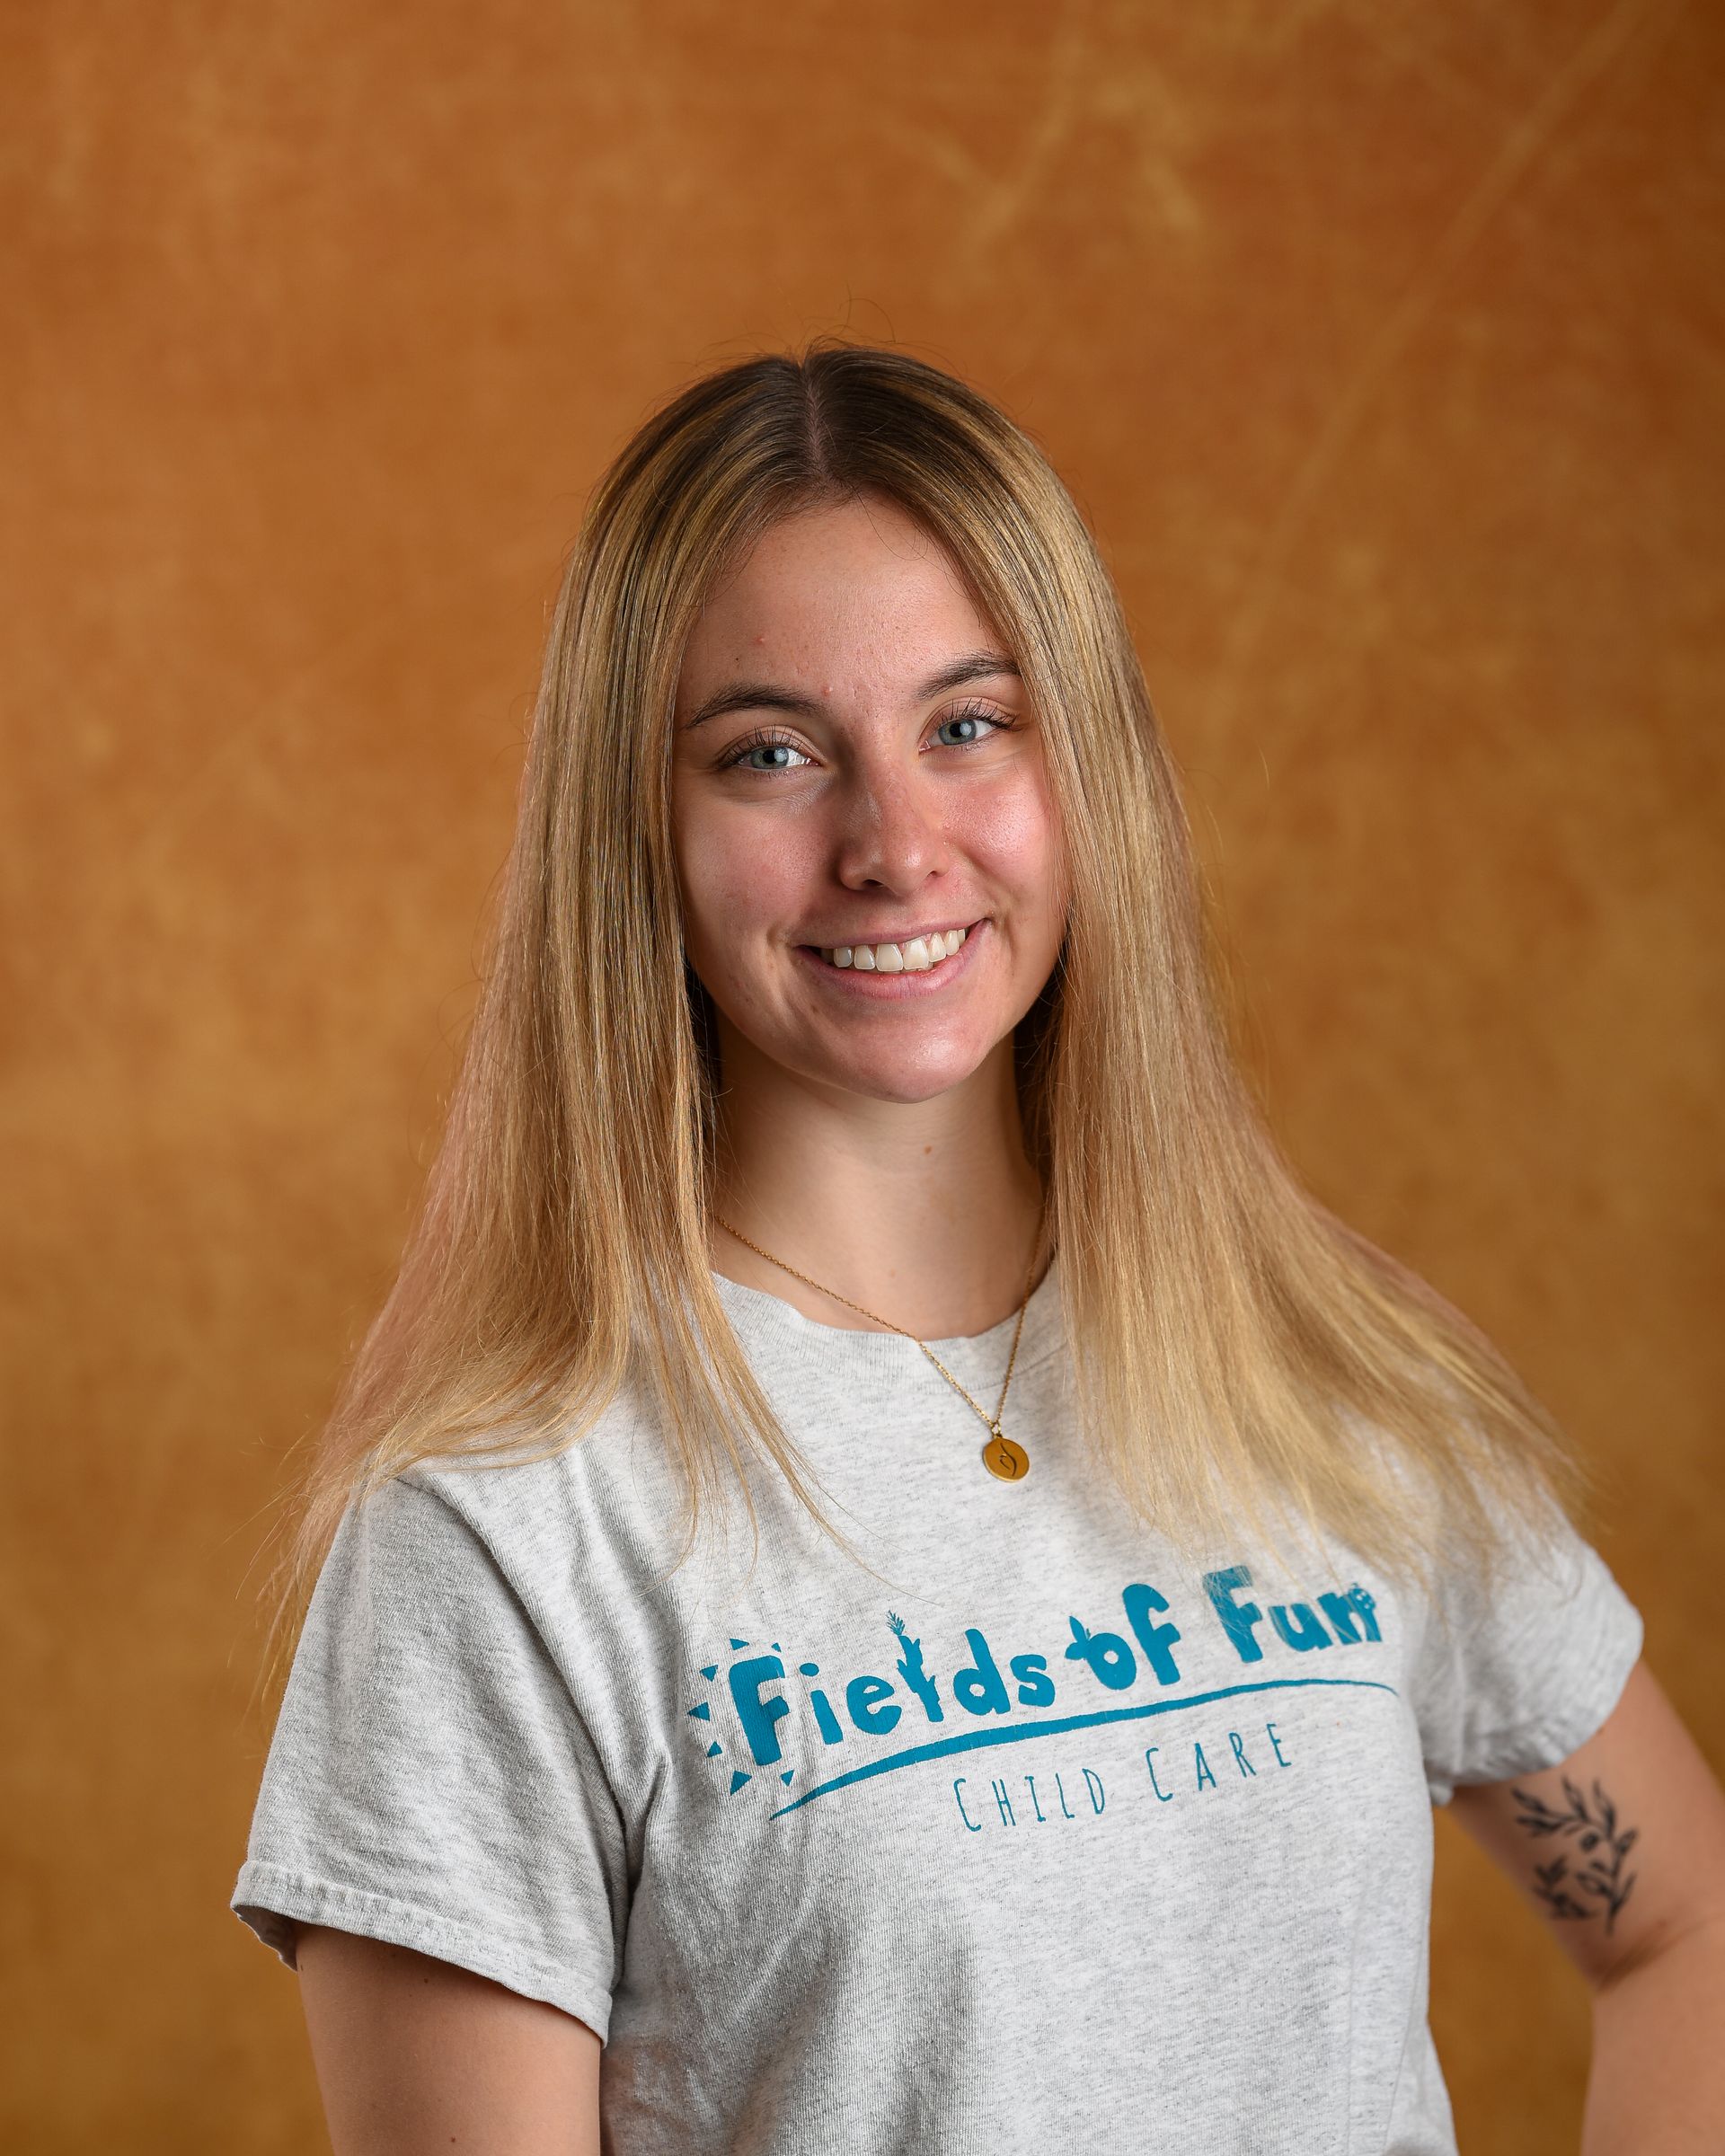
681;649;1022;732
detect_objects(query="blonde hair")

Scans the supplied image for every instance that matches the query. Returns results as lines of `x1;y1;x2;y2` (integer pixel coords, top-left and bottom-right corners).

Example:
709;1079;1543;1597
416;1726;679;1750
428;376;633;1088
252;337;1599;1708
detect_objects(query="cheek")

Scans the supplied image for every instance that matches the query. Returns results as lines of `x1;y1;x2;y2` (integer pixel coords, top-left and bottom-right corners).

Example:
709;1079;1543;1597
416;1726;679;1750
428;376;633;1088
961;771;1064;897
673;807;809;958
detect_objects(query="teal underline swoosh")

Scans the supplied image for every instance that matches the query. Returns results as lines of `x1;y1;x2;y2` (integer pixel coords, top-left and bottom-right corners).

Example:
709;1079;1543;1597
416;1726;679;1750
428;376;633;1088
767;1674;1400;1818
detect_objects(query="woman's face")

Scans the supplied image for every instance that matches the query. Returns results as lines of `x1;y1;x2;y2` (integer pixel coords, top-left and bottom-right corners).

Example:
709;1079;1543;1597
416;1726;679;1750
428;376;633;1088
669;493;1070;1108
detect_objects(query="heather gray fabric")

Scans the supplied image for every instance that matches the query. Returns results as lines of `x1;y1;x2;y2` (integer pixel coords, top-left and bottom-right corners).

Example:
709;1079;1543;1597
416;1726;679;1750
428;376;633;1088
232;1254;1643;2152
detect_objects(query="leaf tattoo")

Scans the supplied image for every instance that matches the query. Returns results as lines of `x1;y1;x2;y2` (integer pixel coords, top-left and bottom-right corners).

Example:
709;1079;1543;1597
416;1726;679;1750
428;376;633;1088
1509;1774;1639;1936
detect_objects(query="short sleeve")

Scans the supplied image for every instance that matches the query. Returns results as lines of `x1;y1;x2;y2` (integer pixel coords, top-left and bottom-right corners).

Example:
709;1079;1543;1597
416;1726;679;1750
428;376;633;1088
1411;1499;1644;1808
230;1471;624;2040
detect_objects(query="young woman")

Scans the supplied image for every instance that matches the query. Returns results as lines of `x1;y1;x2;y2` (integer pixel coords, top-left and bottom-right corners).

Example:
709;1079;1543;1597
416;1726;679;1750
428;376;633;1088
231;341;1725;2152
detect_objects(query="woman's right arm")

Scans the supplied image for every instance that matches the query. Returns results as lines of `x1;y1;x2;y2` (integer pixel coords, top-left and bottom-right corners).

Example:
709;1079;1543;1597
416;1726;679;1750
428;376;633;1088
296;1922;604;2156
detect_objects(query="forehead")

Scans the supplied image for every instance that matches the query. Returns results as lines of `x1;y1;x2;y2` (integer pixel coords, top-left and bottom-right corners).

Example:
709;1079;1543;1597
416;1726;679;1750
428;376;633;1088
678;497;996;687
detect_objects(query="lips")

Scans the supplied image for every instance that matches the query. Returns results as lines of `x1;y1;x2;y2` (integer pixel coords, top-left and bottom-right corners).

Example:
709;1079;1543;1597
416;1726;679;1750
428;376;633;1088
792;916;988;999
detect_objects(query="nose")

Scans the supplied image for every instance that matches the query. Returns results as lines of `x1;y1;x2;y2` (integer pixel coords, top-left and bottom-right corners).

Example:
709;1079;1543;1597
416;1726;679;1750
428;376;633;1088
828;749;955;896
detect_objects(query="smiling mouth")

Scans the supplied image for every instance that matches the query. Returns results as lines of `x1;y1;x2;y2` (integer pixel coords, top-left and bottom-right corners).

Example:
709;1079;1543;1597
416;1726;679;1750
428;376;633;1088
805;924;974;973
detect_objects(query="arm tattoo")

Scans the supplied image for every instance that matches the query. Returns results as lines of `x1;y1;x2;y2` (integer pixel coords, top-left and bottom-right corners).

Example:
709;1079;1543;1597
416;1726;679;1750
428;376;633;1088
1509;1774;1639;1935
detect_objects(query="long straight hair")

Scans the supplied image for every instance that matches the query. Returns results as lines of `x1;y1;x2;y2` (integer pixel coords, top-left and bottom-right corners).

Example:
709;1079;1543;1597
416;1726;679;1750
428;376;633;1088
252;338;1598;1705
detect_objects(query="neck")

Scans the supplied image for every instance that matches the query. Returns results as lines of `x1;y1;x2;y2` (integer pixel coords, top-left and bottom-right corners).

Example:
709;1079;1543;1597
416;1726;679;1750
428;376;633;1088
706;1029;1049;1339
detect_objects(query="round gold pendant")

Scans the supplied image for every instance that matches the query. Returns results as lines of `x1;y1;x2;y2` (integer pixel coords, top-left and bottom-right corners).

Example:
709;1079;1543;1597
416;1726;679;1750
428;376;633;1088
982;1434;1030;1481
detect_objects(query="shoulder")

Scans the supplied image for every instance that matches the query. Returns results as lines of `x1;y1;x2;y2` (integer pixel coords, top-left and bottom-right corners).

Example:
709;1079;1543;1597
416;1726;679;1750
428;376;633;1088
383;1374;713;1590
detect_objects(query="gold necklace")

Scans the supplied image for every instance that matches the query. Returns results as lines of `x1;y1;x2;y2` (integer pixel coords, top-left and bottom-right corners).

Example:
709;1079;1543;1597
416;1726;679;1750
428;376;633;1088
711;1208;1049;1483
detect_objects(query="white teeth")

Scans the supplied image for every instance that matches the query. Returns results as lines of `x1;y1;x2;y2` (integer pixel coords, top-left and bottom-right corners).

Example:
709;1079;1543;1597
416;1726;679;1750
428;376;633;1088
823;926;969;970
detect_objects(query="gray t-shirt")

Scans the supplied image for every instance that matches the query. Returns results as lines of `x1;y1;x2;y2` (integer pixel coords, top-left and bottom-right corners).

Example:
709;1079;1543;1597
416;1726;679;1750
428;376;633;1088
231;1254;1642;2152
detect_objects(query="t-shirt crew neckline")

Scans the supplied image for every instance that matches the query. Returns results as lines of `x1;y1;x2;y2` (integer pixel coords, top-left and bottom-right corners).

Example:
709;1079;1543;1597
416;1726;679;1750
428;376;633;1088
708;1246;1066;1383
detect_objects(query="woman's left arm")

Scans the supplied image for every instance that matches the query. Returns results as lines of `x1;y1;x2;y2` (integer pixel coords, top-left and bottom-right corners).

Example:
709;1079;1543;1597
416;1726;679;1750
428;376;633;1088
1448;1657;1725;2154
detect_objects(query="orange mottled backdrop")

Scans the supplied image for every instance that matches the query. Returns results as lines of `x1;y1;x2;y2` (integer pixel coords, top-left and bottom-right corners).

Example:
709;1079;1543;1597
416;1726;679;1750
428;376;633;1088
2;3;1719;2149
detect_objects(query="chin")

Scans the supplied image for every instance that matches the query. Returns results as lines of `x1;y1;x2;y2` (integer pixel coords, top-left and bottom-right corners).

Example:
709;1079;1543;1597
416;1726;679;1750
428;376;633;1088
814;1039;1002;1105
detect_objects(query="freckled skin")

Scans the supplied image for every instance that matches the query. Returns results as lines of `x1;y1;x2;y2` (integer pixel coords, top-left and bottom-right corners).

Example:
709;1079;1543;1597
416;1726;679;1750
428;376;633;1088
668;495;1071;1111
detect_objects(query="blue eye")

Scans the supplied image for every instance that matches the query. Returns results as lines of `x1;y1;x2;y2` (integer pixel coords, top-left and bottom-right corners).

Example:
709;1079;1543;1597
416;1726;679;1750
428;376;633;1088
717;729;809;773
718;702;1014;774
934;700;1013;749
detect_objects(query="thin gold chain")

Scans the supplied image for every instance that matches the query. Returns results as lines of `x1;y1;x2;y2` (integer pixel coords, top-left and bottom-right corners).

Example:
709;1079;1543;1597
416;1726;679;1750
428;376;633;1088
710;1206;1049;1444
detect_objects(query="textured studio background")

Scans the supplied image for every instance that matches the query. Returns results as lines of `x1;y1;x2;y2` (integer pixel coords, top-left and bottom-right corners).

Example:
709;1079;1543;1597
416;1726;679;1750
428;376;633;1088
3;2;1721;2149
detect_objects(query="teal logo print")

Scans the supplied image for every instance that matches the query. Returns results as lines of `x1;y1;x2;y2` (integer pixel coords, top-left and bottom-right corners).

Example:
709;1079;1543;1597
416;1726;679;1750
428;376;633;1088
685;1568;1394;1818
